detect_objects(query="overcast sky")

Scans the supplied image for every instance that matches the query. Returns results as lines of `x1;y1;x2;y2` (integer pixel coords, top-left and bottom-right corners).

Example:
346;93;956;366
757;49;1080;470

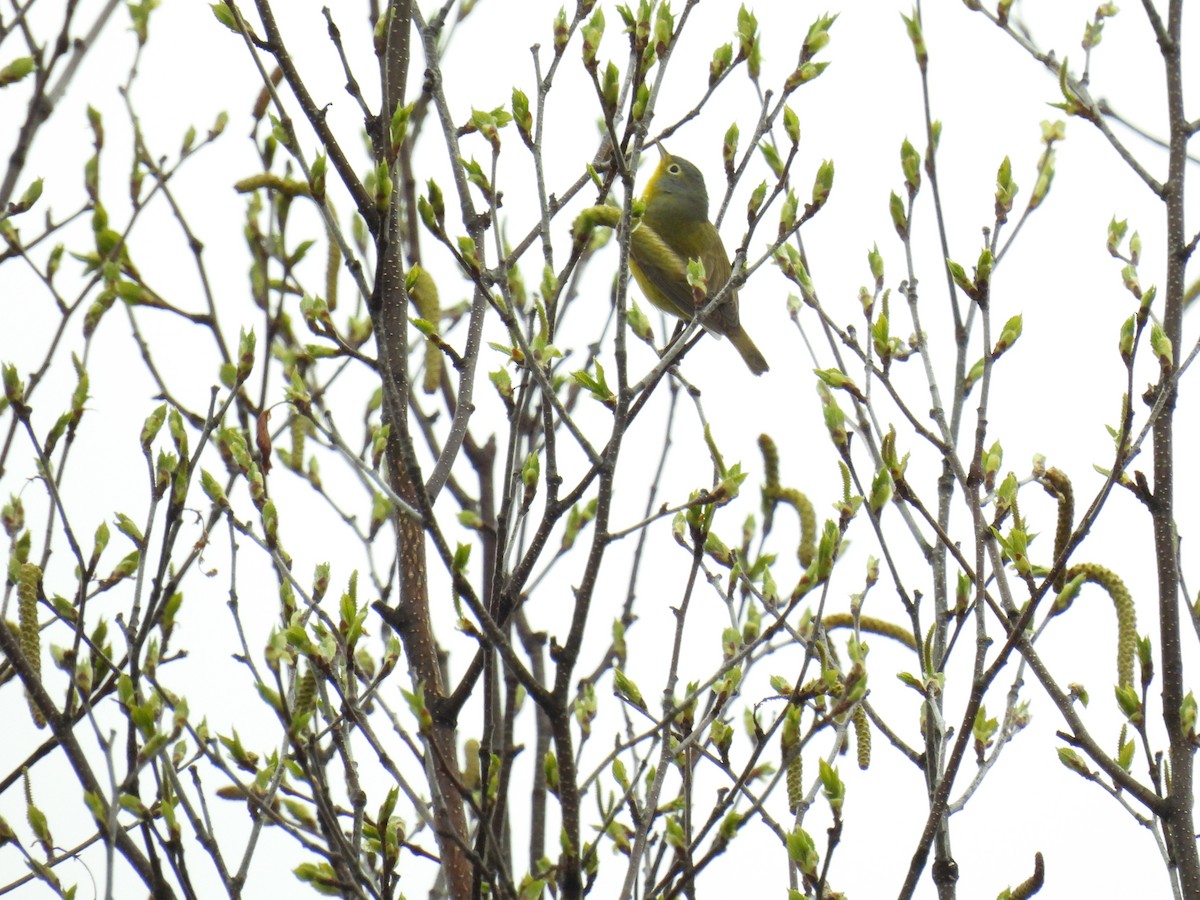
2;1;1198;897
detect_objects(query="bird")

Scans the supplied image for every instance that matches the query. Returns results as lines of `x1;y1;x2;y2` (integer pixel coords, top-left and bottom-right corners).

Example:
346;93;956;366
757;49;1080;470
627;150;769;375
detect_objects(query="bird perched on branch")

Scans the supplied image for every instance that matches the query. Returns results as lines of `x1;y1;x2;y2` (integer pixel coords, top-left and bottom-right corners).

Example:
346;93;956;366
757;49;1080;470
576;149;769;375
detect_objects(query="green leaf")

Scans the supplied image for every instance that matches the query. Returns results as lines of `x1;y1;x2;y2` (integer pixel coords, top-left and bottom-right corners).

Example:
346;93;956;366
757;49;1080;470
1114;683;1142;724
0;56;35;87
613;668;646;711
1057;746;1092;778
783;105;800;146
710;43;734;85
818;758;844;813
786;826;819;875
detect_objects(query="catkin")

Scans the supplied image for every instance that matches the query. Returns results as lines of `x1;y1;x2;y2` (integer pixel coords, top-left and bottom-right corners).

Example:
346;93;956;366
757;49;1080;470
782;704;803;814
1060;562;1136;688
1043;468;1073;592
294;664;316;722
18;563;45;728
853;704;871;770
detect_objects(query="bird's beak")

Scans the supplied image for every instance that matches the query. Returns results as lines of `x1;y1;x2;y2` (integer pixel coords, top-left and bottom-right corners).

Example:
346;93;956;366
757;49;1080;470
654;141;667;159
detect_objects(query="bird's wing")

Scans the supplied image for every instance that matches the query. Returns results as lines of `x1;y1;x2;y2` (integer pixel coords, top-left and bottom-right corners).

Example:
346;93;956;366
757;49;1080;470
628;222;696;321
697;225;740;338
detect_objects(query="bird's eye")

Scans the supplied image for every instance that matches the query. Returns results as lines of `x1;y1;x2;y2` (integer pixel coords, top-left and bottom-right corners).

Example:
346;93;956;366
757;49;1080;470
668;164;681;174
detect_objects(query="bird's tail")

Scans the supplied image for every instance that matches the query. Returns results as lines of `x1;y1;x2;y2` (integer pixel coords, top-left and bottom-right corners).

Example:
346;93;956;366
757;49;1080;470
729;328;769;376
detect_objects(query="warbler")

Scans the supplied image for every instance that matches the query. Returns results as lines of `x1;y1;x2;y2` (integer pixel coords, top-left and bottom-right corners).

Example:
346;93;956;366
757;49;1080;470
628;151;769;375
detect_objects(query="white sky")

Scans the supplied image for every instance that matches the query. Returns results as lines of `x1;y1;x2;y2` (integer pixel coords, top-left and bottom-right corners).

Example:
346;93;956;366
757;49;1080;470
2;0;1198;897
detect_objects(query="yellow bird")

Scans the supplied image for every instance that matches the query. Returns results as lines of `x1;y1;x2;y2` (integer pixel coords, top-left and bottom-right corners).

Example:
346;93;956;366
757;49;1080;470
628;151;769;375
